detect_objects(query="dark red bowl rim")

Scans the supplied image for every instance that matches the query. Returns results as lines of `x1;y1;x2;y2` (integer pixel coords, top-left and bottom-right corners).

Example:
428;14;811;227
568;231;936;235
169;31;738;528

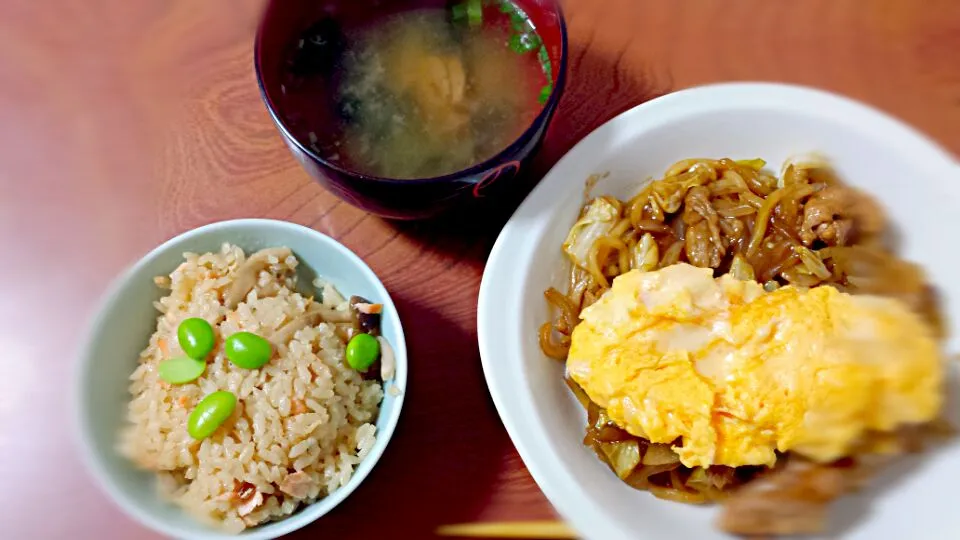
253;2;569;186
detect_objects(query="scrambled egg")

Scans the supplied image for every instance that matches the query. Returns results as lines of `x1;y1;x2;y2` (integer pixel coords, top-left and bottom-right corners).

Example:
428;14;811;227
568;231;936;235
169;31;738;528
567;264;944;469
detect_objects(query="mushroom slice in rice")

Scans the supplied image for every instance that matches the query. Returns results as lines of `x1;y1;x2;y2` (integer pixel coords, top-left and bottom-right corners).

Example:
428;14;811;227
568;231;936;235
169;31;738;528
350;295;382;337
377;336;396;381
268;303;351;347
224;247;293;309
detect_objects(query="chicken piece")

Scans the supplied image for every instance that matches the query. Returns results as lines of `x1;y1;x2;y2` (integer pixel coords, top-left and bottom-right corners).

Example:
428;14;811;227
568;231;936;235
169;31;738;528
800;186;885;246
685;221;723;268
831;245;944;336
718;459;872;536
816;218;854;246
719;216;748;254
279;471;315;499
682;187;725;250
682;186;726;268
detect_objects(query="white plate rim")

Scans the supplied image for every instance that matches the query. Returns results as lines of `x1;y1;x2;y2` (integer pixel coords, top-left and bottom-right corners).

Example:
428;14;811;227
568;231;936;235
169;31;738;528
477;82;960;540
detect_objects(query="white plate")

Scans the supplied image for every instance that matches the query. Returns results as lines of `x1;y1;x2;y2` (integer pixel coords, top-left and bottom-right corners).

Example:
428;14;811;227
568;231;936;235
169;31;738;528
478;83;960;540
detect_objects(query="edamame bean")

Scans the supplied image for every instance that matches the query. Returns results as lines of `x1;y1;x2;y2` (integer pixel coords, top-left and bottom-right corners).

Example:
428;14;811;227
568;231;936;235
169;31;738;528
177;318;215;360
158;355;206;384
346;333;380;371
224;332;272;369
187;391;237;440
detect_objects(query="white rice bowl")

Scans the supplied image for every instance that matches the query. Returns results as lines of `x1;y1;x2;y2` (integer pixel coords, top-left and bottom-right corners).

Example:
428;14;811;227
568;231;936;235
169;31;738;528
119;244;383;533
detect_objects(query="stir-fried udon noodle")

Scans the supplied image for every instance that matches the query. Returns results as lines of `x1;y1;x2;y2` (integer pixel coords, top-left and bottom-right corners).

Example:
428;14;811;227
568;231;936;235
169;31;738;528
539;156;944;505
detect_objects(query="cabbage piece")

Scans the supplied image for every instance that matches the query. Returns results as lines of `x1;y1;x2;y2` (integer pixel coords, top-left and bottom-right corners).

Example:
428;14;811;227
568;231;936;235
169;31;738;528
686;467;711;490
643;443;681;466
735;158;766;171
729;254;756;281
591;406;648;440
600;440;642;479
562;197;620;269
795;246;831;279
592;407;613;431
631;233;659;272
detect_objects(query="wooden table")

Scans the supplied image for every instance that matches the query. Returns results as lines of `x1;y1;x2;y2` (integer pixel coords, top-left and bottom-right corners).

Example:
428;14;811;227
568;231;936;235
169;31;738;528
2;0;958;538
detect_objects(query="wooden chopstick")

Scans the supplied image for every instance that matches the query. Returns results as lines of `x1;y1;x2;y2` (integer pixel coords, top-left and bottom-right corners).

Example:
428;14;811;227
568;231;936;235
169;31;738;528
435;520;578;539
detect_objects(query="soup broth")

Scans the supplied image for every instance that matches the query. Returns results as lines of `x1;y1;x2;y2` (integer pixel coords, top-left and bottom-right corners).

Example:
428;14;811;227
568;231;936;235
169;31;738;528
278;1;552;179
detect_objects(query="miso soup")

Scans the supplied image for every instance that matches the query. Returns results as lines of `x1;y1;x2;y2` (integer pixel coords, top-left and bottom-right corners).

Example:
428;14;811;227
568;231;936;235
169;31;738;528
278;1;553;179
